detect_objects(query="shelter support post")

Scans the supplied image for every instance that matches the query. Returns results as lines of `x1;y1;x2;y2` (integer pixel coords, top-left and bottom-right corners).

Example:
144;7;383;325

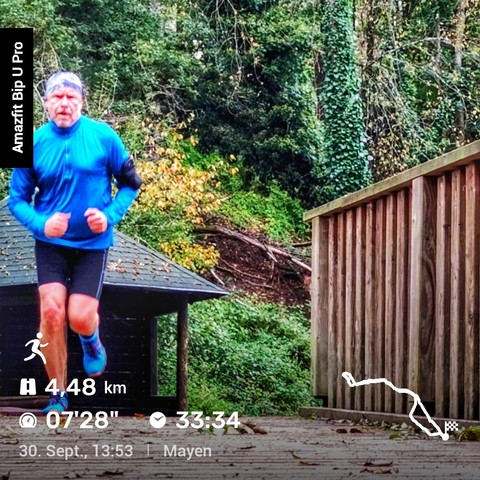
149;316;158;396
176;296;188;411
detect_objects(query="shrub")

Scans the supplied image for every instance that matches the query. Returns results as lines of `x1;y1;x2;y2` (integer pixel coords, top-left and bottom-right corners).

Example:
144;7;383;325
157;295;318;415
219;182;310;243
118;120;225;273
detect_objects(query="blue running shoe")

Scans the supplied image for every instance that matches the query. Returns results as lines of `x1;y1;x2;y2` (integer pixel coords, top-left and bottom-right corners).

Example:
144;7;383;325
42;392;68;414
79;328;107;377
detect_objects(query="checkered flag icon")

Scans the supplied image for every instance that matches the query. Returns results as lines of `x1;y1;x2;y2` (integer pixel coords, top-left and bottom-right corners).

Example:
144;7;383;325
444;420;459;433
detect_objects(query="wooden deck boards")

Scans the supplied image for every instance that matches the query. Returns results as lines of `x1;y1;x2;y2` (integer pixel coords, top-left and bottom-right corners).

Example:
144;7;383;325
0;415;479;479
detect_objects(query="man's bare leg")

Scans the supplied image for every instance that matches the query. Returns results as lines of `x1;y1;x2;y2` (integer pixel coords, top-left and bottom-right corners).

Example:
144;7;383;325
68;293;99;336
68;293;106;377
38;283;68;392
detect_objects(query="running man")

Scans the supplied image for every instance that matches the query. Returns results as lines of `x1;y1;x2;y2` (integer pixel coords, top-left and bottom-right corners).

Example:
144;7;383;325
8;71;142;413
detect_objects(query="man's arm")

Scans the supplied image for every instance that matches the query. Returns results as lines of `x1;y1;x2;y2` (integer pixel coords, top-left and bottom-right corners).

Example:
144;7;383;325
102;158;143;227
7;168;48;236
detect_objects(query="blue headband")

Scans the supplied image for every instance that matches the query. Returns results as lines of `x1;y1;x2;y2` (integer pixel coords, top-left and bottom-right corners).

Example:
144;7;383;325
45;71;83;98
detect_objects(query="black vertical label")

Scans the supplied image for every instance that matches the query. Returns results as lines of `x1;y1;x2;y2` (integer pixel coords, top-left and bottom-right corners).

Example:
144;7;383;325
0;28;33;168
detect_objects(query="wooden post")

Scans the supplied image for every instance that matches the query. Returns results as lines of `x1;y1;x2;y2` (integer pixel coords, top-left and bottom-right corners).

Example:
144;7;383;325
149;317;158;396
464;163;479;419
435;174;451;418
408;177;436;402
364;203;375;411
177;297;188;411
354;205;365;410
374;198;386;411
344;210;355;409
395;189;409;414
311;217;329;397
450;169;465;418
336;213;346;408
384;194;397;412
327;216;338;408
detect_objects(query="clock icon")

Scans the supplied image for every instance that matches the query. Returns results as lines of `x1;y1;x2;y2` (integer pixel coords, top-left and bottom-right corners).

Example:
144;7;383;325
149;411;167;429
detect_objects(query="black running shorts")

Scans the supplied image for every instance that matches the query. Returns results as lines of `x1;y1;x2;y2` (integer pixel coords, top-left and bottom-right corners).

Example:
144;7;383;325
35;240;109;300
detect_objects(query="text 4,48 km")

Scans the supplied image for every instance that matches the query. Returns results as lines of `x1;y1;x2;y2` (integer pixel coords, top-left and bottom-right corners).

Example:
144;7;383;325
45;378;127;396
45;411;119;429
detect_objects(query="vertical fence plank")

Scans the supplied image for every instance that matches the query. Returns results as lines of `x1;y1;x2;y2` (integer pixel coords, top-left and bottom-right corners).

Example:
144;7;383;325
311;217;329;397
374;198;386;411
354;206;366;410
464;163;480;420
336;213;346;408
435;174;451;418
344;210;355;409
364;203;376;411
328;216;338;408
384;194;397;412
450;169;465;418
395;189;409;414
409;177;436;403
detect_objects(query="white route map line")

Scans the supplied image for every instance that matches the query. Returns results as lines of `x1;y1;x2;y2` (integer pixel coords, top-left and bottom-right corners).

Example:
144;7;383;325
342;371;450;441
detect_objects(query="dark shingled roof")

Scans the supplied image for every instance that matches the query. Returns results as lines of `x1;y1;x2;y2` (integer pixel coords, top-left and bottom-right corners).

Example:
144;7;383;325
0;199;227;301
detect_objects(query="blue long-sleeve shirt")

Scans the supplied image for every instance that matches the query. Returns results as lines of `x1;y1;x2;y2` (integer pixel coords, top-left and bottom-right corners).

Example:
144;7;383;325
8;115;138;249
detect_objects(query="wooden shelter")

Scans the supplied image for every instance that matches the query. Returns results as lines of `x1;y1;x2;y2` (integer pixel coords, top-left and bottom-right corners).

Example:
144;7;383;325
0;199;227;414
304;140;480;421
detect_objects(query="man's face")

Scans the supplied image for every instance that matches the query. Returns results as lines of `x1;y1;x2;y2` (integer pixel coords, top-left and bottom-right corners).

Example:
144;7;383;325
45;86;83;128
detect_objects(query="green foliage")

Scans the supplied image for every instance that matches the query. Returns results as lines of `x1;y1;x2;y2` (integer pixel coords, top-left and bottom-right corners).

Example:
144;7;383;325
175;136;309;242
181;0;324;206
0;169;12;200
219;182;310;243
4;0;480;211
159;131;309;243
458;426;480;441
358;0;480;182
117;120;223;274
173;136;246;194
316;0;371;203
48;0;200;120
0;0;77;126
157;296;317;415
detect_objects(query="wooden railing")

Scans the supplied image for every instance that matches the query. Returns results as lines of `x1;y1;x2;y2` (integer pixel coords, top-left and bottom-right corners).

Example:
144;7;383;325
304;141;480;420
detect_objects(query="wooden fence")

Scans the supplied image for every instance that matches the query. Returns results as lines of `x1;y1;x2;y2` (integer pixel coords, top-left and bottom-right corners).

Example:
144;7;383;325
304;141;480;420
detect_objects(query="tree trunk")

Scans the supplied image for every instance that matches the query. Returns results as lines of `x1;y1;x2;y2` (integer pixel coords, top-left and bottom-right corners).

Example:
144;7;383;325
454;0;466;146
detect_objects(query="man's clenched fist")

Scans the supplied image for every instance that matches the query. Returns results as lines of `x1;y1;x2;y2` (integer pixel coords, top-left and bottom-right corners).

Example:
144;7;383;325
44;212;71;238
84;208;108;234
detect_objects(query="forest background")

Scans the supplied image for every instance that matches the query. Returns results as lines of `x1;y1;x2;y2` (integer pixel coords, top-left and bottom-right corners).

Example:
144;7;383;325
1;0;479;415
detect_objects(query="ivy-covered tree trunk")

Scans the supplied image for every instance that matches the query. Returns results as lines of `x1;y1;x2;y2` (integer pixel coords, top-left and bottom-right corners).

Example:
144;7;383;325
454;0;466;146
317;0;371;203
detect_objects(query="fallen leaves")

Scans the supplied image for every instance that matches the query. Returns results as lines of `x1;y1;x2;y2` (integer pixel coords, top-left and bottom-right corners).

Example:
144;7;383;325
242;422;267;434
360;467;395;474
231;421;268;435
457;426;480;441
96;470;124;477
334;427;363;434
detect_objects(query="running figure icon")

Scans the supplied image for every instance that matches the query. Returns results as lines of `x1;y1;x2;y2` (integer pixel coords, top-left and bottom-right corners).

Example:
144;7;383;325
24;332;49;364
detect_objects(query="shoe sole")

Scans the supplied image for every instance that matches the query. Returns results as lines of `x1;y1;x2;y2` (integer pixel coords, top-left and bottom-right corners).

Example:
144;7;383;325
85;358;107;378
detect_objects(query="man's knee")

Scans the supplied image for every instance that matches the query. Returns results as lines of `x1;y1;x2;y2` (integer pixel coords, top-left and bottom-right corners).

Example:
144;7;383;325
68;295;98;335
40;298;66;330
39;284;67;331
